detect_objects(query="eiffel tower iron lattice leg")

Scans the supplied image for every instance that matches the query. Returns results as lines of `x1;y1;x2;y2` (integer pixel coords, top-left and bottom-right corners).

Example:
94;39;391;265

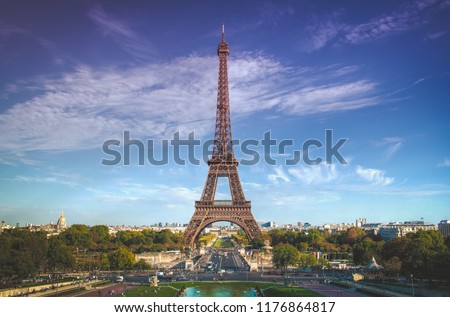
184;26;262;248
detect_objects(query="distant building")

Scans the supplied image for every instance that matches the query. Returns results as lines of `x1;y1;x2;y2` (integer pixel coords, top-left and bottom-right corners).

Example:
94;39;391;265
261;221;275;228
379;221;437;241
438;220;450;237
355;218;367;227
23;211;68;234
0;220;14;233
56;211;67;230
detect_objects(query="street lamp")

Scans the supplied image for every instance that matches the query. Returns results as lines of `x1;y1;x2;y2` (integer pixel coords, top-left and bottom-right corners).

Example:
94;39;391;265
410;274;415;297
261;254;264;277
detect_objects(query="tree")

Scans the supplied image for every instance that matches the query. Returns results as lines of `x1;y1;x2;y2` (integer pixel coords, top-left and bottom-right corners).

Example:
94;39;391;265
297;253;317;268
62;224;92;250
297;242;309;252
272;243;299;272
383;256;402;277
47;237;75;271
429;252;450;282
108;246;136;270
135;259;152;270
403;230;446;279
353;238;384;265
154;229;173;244
382;237;410;262
341;227;366;247
0;229;48;278
115;231;144;247
251;236;265;249
90;225;111;247
307;229;324;249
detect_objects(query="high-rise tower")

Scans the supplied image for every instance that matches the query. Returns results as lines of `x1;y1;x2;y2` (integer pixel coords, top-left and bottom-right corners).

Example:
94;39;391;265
184;26;262;248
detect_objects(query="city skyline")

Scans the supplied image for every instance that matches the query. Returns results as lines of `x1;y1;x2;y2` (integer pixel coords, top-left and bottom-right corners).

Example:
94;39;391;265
0;211;442;228
1;0;450;226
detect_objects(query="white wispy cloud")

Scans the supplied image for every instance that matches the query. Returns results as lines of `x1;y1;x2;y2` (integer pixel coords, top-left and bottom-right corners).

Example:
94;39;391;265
0;22;29;37
301;0;450;51
268;166;290;184
355;165;394;186
86;183;200;204
288;164;339;185
7;175;78;187
383;142;402;160
270;190;341;207
0;54;381;163
344;0;447;44
88;5;155;60
437;158;450;167
0;21;69;65
373;137;403;160
424;30;448;41
300;11;344;52
223;1;294;35
278;80;378;115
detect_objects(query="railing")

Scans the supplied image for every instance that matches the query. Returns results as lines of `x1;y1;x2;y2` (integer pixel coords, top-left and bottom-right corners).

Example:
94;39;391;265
195;200;251;207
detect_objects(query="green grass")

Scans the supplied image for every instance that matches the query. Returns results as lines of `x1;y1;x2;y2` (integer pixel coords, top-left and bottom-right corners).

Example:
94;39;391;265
122;286;179;297
167;281;279;289
263;287;323;297
212;238;234;248
121;281;322;297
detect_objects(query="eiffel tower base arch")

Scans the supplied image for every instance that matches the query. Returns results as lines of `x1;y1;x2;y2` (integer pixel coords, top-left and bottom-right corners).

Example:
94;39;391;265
184;201;262;249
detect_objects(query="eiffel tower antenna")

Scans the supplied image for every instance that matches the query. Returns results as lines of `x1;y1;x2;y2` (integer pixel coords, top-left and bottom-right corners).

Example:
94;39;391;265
184;26;262;248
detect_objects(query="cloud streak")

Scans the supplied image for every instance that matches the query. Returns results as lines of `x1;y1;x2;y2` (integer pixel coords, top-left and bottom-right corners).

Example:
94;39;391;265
288;164;338;185
301;0;450;51
373;137;403;160
0;54;381;163
355;165;394;186
88;5;154;60
268;166;290;184
438;159;450;167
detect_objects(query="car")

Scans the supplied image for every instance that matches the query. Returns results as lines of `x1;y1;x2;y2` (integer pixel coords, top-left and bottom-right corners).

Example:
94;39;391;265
116;275;124;282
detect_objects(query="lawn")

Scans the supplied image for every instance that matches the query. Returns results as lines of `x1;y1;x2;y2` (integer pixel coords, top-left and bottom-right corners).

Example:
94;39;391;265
122;281;322;297
263;287;323;297
212;238;234;248
122;286;179;297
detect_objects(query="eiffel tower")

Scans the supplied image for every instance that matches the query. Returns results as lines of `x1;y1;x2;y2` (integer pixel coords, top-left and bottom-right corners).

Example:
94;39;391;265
184;26;262;248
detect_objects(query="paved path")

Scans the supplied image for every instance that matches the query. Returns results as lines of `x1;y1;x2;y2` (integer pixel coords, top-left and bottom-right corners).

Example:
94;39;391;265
303;284;365;297
77;283;132;297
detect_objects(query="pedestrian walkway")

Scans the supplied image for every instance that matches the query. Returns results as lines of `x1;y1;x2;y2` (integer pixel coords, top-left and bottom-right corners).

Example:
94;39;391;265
329;281;412;297
303;283;365;297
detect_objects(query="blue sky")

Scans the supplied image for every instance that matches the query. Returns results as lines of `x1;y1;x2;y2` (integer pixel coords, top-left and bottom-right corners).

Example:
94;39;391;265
0;0;449;226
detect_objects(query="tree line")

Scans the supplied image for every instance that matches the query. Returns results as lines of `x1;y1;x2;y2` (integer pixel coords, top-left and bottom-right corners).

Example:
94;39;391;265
2;224;448;282
0;224;186;280
270;227;450;281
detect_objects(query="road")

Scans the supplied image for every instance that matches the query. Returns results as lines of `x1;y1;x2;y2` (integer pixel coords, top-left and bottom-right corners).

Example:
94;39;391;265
207;250;250;272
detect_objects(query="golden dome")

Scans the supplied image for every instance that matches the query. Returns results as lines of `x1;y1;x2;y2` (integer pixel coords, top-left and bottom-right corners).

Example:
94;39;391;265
57;211;67;229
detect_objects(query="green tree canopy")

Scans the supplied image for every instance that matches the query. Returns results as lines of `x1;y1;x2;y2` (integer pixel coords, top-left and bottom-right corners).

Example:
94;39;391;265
108;246;136;270
403;229;447;279
272;243;300;272
0;229;48;279
90;225;111;246
47;236;75;271
62;224;92;250
352;238;384;265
